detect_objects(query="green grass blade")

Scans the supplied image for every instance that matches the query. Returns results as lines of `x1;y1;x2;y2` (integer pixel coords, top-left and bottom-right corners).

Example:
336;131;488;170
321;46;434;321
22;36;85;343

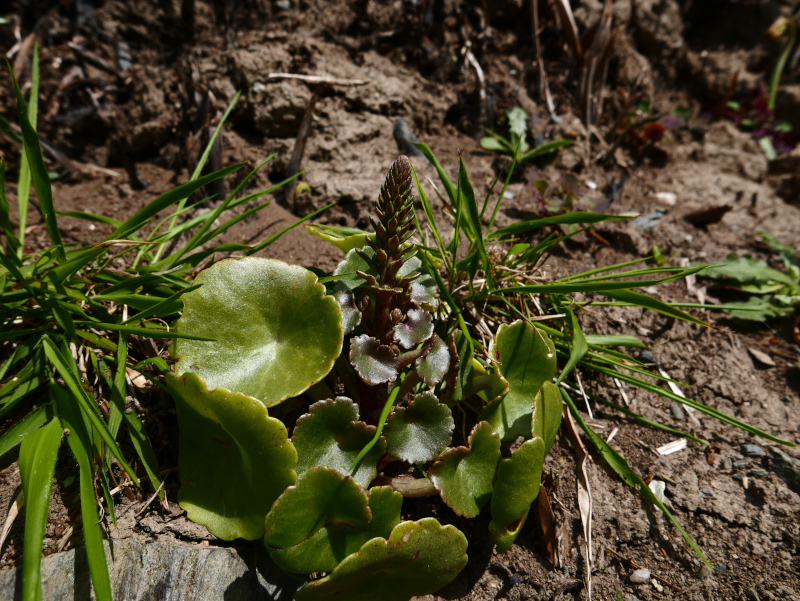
244;200;337;256
458;156;492;287
155;91;241;262
7;56;64;262
583;334;645;348
585;360;795;445
556;309;587;385
0;112;23;144
19;417;63;601
168;154;276;266
40;336;140;484
73;321;214;340
0;403;52;463
519;138;572;162
603;289;709;327
488;212;628;239
15;44;39;259
410;164;451;275
51;384;112;601
487;157;516;234
106;162;244;241
122;284;202;324
0;158;22;259
560;387;713;569
411;142;457;204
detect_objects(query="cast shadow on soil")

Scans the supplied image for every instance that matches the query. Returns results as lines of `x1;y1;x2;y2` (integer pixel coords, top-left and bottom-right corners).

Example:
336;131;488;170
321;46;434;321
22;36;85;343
223;545;298;601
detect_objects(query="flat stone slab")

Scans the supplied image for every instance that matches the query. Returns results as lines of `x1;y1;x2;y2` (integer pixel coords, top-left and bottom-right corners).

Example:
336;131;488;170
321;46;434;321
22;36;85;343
0;540;298;601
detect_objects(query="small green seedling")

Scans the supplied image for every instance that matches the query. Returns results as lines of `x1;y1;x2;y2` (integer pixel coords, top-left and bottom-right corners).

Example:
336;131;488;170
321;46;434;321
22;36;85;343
481;107;571;165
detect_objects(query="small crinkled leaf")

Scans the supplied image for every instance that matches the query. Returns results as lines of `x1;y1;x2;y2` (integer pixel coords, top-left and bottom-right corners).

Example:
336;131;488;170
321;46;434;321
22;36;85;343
293;397;386;487
410;281;438;310
384;392;454;463
350;334;398;385
507;107;528;141
294;518;468;601
533;381;562;455
173;257;343;407
416;334;450;386
334;247;375;290
334;288;362;334
480;321;556;441
428;421;500;517
167;372;297;540
265;467;381;573
489;437;545;552
393;308;434;349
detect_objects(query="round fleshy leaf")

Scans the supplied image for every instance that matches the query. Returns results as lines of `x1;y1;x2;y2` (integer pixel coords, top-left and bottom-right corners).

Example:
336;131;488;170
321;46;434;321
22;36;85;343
415;334;450;386
172;257;343;407
334;247;374;290
349;334;398;385
480;321;556;441
264;469;402;574
393;308;434;349
294;518;468;601
384;392;454;463
410;281;438;310
427;421;501;517
166;372;297;540
335;288;362;334
489;436;545;552
533;381;562;455
293;397;386;488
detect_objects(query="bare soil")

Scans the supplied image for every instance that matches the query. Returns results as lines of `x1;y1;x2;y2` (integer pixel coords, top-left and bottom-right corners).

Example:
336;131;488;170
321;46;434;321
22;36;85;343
1;1;800;600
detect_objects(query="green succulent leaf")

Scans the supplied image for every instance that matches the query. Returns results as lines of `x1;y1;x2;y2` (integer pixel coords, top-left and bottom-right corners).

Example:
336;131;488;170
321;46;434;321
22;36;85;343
335;289;362;334
533;381;562;455
480;321;557;441
264;468;401;574
409;281;438;310
294;518;468;601
700;255;795;287
172;257;343;407
384;392;454;463
416;334;450;386
489;436;545;552
393;308;434;349
293;397;386;488
349;334;399;385
334;247;375;290
166;372;297;540
428;421;500;517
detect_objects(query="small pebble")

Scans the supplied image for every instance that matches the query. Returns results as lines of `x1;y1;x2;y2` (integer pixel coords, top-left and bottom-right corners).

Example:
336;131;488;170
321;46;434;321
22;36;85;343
749;468;769;477
670;401;685;420
732;473;744;482
722;457;732;470
783;395;792;403
734;460;750;468
685;234;694;242
630;568;651;584
716;564;728;574
275;0;292;9
639;350;657;364
701;488;715;496
741;444;765;457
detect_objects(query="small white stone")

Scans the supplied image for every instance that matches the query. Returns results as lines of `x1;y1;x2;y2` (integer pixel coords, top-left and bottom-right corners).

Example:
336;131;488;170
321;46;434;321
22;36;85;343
655;192;677;206
630;568;651;584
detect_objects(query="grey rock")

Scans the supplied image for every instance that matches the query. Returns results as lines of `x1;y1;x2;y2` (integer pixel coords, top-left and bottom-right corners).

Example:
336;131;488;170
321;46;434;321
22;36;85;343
748;468;769;477
722;457;733;470
630;568;651;584
670;401;685;420
732;473;744;482
638;351;657;364
701;489;715;497
768;446;800;495
0;540;297;601
631;210;666;231
733;460;750;468
741;444;765;457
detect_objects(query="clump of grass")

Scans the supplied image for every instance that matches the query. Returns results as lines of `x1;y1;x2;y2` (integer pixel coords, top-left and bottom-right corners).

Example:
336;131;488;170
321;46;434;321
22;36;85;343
0;55;329;601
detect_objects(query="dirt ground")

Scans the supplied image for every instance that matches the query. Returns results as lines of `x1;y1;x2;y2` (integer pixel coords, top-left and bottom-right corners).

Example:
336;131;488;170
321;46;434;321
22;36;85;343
1;1;800;599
